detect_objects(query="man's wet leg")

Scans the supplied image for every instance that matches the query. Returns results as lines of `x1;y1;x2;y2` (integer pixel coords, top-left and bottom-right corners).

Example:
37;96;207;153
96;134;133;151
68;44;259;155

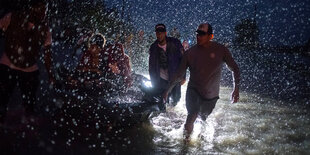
19;71;39;117
184;113;198;140
0;65;16;123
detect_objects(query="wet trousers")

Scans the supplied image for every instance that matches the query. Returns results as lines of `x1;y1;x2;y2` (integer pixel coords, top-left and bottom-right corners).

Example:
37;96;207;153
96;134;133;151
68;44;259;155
154;78;181;106
0;64;39;120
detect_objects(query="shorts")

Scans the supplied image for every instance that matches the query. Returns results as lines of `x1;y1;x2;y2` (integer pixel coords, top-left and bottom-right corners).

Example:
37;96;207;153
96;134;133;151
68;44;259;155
185;87;219;120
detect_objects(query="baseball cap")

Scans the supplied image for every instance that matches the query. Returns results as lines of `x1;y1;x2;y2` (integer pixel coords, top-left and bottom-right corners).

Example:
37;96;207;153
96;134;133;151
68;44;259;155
155;24;166;32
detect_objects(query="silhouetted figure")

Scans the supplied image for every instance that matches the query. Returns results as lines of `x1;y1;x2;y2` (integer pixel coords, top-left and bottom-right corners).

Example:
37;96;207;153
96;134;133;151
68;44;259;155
170;27;181;40
73;28;93;59
182;40;190;51
103;41;132;90
0;1;54;122
76;33;106;76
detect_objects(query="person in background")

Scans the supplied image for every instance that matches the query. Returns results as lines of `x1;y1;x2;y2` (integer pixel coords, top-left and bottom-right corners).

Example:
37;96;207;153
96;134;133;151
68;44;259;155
182;40;190;51
76;33;106;76
0;0;54;122
103;40;132;91
109;42;132;88
163;23;240;141
72;28;93;59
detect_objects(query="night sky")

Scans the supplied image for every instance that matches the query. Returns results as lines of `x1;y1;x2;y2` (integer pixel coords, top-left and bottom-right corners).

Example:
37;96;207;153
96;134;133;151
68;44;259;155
106;0;310;46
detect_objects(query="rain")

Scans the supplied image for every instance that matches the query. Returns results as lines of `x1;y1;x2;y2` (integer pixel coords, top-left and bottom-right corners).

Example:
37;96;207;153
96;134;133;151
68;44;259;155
0;0;309;154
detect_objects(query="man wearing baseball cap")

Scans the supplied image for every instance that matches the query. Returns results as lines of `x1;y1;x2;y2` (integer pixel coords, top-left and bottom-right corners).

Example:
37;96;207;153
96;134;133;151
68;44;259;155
149;24;185;106
163;22;240;141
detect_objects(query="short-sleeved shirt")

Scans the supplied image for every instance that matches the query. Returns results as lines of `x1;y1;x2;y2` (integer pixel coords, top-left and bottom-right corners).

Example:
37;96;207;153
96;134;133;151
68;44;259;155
184;42;240;99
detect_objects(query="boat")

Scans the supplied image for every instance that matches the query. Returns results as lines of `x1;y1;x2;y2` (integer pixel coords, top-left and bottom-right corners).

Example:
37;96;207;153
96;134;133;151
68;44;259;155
52;69;166;129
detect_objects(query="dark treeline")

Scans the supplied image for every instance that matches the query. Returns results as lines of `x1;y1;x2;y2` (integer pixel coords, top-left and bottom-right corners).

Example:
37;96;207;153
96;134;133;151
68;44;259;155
231;17;310;57
218;17;310;107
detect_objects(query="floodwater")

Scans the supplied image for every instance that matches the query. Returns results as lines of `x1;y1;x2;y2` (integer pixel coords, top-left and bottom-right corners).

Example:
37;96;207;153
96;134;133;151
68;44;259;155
0;44;309;154
150;85;310;154
1;82;309;154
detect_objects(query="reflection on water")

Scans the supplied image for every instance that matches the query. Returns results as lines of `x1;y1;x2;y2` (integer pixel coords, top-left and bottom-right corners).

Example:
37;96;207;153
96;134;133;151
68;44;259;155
0;83;309;154
150;85;310;154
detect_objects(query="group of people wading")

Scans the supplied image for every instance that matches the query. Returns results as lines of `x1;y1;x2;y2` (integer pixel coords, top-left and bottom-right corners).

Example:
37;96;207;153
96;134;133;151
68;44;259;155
0;0;240;142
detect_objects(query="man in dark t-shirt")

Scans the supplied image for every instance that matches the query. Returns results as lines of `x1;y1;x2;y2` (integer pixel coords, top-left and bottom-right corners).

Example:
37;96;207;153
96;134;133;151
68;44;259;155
163;23;240;141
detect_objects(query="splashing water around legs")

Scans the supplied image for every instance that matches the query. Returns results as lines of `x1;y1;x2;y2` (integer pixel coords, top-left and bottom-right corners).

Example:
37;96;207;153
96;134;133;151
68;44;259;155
150;82;218;152
150;83;310;154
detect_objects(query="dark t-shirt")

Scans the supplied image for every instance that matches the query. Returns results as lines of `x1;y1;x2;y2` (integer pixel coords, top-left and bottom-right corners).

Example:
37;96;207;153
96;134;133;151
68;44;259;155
182;42;240;98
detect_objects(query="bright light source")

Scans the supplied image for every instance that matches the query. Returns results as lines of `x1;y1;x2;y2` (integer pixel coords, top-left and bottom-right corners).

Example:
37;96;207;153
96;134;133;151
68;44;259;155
143;80;152;88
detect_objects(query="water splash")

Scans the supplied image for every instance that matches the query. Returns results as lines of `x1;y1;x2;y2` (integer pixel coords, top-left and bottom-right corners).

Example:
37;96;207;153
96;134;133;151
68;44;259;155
150;84;310;154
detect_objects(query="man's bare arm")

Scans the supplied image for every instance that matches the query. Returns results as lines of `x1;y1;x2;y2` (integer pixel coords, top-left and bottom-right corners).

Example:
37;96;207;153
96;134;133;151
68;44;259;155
43;30;55;83
224;48;240;103
43;45;55;83
0;13;12;31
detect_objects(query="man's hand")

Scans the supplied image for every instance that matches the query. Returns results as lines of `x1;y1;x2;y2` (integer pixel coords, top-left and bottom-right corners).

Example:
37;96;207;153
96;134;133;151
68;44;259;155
46;68;56;85
180;78;186;85
125;76;133;87
48;74;57;89
162;90;169;103
231;88;239;103
49;77;56;85
109;63;120;74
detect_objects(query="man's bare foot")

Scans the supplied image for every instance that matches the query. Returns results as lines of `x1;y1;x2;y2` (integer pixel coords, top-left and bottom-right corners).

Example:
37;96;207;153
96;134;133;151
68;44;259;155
184;136;190;144
183;130;191;144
